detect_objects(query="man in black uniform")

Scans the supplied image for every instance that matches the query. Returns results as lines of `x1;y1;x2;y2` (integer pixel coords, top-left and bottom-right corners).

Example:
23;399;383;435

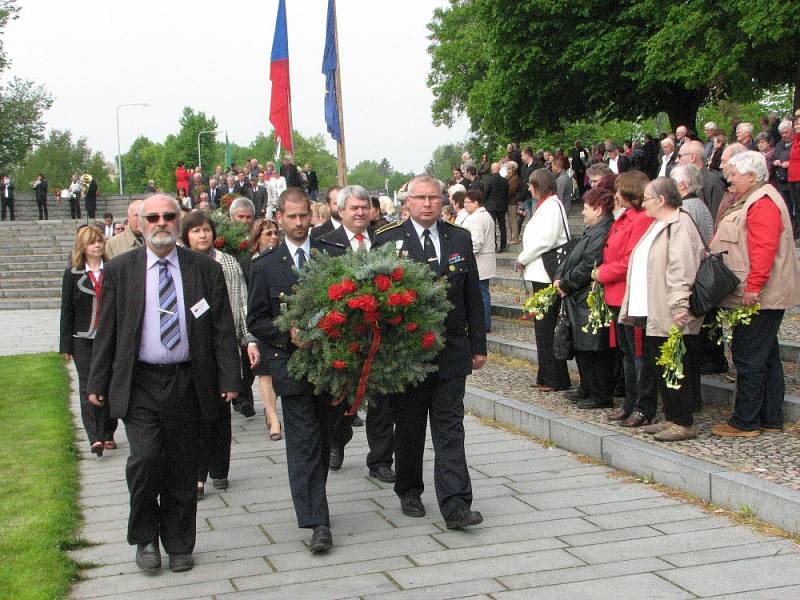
372;174;487;530
317;184;395;483
247;187;336;554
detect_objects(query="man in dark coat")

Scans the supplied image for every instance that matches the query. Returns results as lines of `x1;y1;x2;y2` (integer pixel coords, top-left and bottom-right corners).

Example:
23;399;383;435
1;175;14;221
483;162;509;251
83;174;98;220
247;187;337;554
280;155;304;188
303;163;319;201
372;174;487;530
248;180;267;217
87;194;240;573
33;173;48;220
518;147;536;215
310;185;342;239
316;184;395;483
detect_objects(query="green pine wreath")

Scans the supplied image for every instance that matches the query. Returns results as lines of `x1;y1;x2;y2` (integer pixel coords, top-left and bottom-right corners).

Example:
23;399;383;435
274;243;451;407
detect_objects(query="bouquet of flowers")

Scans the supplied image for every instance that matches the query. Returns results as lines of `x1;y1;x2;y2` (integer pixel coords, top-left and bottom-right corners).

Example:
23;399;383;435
656;325;686;390
210;207;250;256
709;304;760;346
522;284;557;320
582;275;613;334
274;244;451;411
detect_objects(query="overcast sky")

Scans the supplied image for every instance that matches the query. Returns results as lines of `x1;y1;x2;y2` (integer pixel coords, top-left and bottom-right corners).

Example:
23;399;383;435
4;0;470;173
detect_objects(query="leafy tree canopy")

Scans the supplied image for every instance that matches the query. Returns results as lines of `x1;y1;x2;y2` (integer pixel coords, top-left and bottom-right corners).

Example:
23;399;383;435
348;158;415;196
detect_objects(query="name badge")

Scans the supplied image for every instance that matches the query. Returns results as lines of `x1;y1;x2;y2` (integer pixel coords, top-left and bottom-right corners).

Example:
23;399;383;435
190;298;210;319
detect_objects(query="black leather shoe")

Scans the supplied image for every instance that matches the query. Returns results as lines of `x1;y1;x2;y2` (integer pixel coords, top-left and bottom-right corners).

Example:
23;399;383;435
212;478;229;490
240;402;256;418
445;509;484;530
368;465;396;483
400;496;425;517
351;414;364;427
135;542;161;572
563;390;588;404
577;397;613;409
329;446;344;471
168;553;194;572
309;525;332;554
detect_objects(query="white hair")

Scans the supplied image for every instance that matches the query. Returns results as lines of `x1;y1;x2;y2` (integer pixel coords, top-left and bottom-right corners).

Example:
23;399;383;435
704;122;717;130
378;195;394;216
728;151;768;183
448;183;467;197
737;122;754;134
229;196;255;216
138;195;181;219
778;119;793;133
670;164;702;196
336;184;370;211
661;137;675;149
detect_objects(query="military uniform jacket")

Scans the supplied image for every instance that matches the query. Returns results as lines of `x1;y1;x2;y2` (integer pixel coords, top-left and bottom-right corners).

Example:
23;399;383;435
372;218;486;379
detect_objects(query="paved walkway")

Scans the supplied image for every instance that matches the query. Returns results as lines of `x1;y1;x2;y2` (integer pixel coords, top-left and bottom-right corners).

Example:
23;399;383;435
5;310;800;599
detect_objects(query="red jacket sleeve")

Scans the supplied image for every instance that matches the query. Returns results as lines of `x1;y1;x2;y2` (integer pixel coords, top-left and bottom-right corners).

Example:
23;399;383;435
745;197;782;293
597;212;653;285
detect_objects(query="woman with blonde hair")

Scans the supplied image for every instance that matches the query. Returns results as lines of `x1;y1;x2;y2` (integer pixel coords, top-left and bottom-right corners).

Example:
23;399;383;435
59;225;117;456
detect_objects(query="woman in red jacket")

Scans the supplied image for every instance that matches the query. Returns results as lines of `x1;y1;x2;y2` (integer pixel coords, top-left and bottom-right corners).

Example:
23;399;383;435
594;171;656;426
175;161;190;196
788;116;800;239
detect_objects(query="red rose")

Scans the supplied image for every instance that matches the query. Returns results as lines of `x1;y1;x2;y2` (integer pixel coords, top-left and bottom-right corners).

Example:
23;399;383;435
340;278;357;294
327;283;344;301
421;331;436;350
239;240;249;251
328;328;342;339
214;236;225;248
331;359;347;369
405;322;418;332
374;274;392;292
405;289;417;303
364;310;379;322
347;294;378;313
391;267;404;281
388;315;403;326
388;291;412;306
347;342;360;353
318;310;347;333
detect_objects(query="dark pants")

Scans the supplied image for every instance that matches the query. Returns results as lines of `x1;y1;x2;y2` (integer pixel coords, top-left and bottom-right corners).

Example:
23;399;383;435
574;349;615;405
330;396;394;469
72;337;117;445
69;195;81;219
646;334;701;427
389;374;472;521
1;196;14;220
530;282;571;390
489;209;507;250
198;403;231;481
85;198;96;220
236;346;255;413
618;323;658;418
789;182;800;238
728;309;785;431
479;279;491;332
36;196;48;220
124;362;201;554
282;393;333;528
574;170;587;198
698;308;728;374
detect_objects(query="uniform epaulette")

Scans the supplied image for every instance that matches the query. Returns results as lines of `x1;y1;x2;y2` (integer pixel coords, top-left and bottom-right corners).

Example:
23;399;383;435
443;220;470;232
375;220;403;235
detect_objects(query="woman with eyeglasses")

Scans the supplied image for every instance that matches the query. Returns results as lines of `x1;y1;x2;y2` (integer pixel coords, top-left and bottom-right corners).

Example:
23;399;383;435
248;218;283;440
181;211;260;495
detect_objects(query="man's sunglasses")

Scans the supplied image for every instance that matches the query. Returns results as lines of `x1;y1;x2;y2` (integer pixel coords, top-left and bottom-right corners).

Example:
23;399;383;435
143;212;178;223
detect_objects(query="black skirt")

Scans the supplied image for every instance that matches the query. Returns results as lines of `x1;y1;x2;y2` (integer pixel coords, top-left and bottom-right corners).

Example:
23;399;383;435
252;341;272;376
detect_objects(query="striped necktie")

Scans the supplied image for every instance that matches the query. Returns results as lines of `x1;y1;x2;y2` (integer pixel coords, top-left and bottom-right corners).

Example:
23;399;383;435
158;259;180;349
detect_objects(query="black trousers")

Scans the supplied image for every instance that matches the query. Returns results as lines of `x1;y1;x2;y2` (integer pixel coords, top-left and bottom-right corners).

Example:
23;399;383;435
330;395;394;469
489;209;507;250
85;197;96;219
69;195;81;219
282;393;333;528
530;282;571;390
198;403;231;481
574;170;587;198
574;349;615;404
389;374;472;521
1;196;14;220
698;308;728;375
72;337;117;445
124;362;201;554
36;196;48;220
233;346;254;412
645;334;701;427
618;323;658;419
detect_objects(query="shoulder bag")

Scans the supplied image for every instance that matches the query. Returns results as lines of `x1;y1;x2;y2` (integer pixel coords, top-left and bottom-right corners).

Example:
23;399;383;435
541;200;575;280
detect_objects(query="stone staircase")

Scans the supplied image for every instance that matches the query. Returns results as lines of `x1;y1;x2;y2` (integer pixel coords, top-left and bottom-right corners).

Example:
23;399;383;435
8;193;140;222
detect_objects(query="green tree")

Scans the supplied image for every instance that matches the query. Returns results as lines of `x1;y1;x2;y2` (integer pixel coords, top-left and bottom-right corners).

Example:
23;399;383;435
348;160;388;192
120;135;163;194
427;0;800;141
0;77;53;173
12;129;114;194
293;133;337;190
424;143;463;183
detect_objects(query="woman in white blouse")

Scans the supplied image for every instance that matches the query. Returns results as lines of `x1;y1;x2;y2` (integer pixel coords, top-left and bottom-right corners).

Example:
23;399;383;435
515;168;571;392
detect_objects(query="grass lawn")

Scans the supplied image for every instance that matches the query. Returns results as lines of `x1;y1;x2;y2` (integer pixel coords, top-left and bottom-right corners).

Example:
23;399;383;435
0;353;81;600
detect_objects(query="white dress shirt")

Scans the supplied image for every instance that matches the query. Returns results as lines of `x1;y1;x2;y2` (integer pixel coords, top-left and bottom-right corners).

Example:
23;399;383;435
342;225;371;251
284;237;312;269
409;218;441;263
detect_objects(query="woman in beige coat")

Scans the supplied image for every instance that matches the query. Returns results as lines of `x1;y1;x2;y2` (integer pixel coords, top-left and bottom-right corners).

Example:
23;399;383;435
620;177;705;441
463;189;497;332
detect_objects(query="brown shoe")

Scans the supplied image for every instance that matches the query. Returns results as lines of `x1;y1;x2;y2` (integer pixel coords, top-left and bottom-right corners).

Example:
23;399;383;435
761;427;783;433
606;408;629;422
642;421;673;434
653;424;697;442
711;422;761;437
621;411;652;428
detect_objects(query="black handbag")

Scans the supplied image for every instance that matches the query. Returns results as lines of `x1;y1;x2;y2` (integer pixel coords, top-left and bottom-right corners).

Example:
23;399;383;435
553;303;574;361
541;200;574;280
669;211;740;317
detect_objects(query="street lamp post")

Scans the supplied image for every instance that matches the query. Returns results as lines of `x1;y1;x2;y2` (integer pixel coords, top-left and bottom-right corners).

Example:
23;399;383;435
116;102;149;195
197;130;223;170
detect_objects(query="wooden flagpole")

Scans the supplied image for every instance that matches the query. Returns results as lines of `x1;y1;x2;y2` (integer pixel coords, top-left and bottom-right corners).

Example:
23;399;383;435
332;0;347;186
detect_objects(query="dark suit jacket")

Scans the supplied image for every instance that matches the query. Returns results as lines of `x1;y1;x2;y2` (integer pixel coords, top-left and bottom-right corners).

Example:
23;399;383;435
310;218;338;240
247;239;323;397
207;186;224;207
59;266;100;354
2;182;14;202
484;172;509;212
372;219;486;379
248;186;267;216
34;179;48;200
233;181;251;196
305;170;319;192
316;227;352;256
87;246;240;421
280;163;303;188
605;154;631;173
84;179;97;202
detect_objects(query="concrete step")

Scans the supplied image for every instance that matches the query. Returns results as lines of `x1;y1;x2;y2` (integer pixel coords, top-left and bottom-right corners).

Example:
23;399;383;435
3;260;67;271
0;297;61;309
0;287;60;298
0;277;62;289
0;254;69;266
0;268;65;280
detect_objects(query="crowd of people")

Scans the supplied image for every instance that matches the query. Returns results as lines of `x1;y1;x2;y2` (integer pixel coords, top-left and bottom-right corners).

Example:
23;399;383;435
56;109;800;574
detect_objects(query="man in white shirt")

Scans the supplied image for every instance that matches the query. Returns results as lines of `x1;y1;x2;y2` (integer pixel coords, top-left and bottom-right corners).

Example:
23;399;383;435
658;137;677;178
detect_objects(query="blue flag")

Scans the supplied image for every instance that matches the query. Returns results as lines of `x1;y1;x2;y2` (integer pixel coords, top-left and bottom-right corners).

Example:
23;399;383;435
322;0;340;142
